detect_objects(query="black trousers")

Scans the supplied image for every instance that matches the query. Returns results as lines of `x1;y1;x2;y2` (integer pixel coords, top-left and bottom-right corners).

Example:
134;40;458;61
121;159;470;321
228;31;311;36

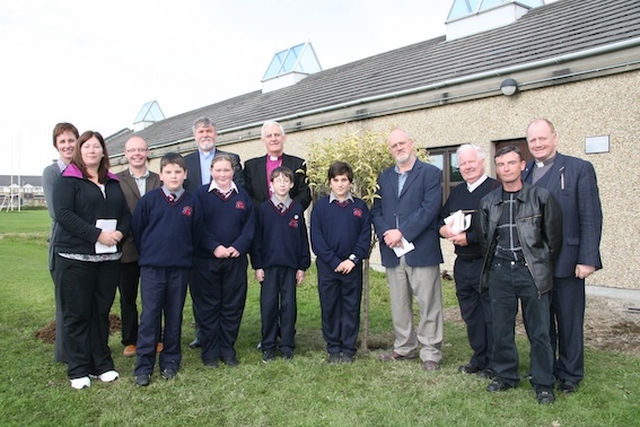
550;275;585;384
118;262;140;346
260;266;297;353
55;255;119;379
453;256;493;369
49;264;67;364
317;260;362;357
134;267;189;375
191;256;248;363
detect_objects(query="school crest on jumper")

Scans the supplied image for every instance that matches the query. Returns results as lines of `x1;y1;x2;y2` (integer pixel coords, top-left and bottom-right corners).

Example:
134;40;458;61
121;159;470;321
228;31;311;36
182;206;193;217
289;214;299;229
352;208;363;218
235;201;246;210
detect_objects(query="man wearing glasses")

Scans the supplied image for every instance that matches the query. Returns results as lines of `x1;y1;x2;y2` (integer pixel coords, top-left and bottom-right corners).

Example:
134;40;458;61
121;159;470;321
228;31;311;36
117;136;161;357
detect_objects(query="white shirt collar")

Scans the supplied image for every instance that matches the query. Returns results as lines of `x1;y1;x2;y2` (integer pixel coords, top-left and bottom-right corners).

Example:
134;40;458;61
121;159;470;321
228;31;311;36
329;191;355;203
270;194;292;208
467;174;488;193
208;180;238;194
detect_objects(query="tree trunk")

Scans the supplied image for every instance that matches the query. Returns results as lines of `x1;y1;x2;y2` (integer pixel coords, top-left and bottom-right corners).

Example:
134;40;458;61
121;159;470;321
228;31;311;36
361;258;370;352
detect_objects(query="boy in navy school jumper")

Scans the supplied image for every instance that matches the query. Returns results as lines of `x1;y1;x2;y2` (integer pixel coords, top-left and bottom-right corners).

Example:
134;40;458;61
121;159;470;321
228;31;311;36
132;153;204;386
251;167;311;363
310;161;372;363
192;155;255;367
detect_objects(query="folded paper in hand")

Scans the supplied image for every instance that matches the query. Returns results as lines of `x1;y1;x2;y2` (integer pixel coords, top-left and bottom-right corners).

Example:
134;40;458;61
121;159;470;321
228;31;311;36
392;237;415;258
444;210;471;235
95;219;117;254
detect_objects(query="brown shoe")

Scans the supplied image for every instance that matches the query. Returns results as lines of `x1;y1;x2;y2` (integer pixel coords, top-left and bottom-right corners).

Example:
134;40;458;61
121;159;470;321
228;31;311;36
422;360;440;372
378;351;416;362
156;342;163;353
123;345;136;357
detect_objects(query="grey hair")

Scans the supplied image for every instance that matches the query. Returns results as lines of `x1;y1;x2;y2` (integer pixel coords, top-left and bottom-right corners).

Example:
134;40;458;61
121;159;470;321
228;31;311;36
456;143;485;160
192;117;217;134
261;120;285;138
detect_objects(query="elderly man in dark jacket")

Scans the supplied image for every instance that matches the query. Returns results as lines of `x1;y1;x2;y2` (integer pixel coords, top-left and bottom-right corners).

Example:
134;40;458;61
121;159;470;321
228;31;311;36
478;146;562;405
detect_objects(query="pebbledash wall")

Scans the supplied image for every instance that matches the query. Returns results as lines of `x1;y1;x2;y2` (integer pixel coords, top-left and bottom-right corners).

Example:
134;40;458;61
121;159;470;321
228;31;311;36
121;69;639;290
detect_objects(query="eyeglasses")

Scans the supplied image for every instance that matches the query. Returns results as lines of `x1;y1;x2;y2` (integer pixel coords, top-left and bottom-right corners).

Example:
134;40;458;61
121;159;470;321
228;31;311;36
125;148;149;153
273;178;291;185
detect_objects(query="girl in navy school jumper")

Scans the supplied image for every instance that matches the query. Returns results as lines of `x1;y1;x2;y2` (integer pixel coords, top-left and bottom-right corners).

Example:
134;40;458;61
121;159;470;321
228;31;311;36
192;155;255;366
251;167;311;361
132;153;205;384
310;161;372;363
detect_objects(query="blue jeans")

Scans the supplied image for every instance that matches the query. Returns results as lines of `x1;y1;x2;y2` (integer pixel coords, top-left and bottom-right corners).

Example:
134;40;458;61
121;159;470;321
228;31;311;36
489;259;554;390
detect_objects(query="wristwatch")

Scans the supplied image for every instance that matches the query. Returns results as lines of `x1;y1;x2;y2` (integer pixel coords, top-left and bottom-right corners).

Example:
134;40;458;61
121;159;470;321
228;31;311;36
348;254;359;264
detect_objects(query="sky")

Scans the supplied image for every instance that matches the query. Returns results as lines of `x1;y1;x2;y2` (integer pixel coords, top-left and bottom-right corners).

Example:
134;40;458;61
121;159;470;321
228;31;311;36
0;0;555;176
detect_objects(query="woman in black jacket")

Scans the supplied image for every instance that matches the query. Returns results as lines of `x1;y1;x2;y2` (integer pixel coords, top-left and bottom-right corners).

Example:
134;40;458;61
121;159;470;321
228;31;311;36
53;131;131;390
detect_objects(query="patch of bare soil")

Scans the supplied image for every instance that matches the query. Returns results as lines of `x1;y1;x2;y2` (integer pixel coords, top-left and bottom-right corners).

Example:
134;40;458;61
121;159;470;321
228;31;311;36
34;314;122;343
444;295;640;357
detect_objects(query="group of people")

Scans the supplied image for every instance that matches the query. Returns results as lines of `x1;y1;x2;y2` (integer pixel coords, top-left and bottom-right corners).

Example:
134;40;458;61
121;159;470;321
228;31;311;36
43;116;602;403
439;119;602;404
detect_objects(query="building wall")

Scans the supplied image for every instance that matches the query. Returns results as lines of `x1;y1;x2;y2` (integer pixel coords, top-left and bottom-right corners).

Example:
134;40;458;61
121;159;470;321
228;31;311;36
123;70;638;289
234;71;638;289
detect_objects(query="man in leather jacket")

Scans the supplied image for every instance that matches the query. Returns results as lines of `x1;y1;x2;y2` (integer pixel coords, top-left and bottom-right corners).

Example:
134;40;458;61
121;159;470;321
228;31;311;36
478;146;562;404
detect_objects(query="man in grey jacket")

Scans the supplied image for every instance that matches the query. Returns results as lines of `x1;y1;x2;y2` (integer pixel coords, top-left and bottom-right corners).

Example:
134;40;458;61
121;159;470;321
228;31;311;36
479;146;562;404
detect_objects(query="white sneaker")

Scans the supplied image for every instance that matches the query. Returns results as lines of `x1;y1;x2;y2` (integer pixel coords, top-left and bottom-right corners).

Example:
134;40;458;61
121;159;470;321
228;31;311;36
70;376;91;390
98;370;120;383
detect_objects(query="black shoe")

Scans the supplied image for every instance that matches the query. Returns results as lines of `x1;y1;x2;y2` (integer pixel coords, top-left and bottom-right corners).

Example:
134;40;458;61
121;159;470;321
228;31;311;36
477;368;495;379
458;363;481;374
536;388;555;404
189;338;201;349
341;354;355;364
558;380;578;394
281;351;294;361
327;353;341;364
486;378;513;393
135;374;151;387
262;349;276;363
221;356;239;367
161;368;177;380
204;359;219;368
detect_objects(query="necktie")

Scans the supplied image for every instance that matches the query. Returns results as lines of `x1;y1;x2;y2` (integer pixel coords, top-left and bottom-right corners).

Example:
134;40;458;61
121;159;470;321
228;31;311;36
278;203;285;212
168;193;177;202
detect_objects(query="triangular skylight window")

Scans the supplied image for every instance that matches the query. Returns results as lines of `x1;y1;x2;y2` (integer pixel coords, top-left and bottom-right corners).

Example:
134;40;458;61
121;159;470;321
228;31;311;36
134;100;165;124
262;41;322;82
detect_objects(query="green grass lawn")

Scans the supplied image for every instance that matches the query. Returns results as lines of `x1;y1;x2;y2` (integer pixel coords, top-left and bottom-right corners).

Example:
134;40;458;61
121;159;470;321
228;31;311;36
0;212;639;426
0;209;51;234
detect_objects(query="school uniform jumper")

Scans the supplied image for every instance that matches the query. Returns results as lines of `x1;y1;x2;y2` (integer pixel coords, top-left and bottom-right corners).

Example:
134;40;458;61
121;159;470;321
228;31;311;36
192;185;255;364
132;188;204;376
311;195;371;357
251;199;311;354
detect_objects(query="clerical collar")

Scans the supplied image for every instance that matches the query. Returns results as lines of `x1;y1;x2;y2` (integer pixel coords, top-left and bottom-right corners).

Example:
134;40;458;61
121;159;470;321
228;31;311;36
467;174;488;193
268;155;281;162
535;156;555;168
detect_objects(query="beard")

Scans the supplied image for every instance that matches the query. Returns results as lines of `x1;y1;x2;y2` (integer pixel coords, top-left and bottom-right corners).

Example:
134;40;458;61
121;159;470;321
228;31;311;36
395;152;412;165
198;138;215;152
